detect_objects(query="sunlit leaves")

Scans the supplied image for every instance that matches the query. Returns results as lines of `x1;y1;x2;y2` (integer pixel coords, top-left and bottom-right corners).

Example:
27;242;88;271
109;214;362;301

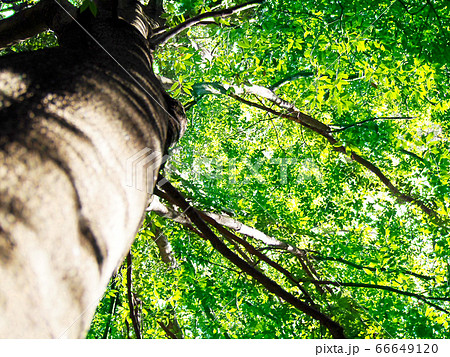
91;0;450;339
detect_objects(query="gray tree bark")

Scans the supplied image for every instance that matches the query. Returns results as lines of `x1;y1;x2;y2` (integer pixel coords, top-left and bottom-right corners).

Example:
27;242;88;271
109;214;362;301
0;0;185;338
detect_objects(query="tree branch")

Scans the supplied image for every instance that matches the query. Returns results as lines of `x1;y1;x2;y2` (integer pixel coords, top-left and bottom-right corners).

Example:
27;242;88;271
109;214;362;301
299;279;450;314
126;251;142;339
0;0;76;49
157;321;178;339
310;252;435;282
330;116;415;132
269;71;362;91
101;275;119;339
149;225;178;269
269;71;315;90
157;177;347;339
198;211;317;305
148;194;330;295
192;82;330;132
193;81;445;225
150;0;263;47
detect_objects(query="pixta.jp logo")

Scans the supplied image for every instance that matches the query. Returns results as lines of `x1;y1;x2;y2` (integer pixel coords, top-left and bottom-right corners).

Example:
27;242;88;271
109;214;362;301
125;148;169;193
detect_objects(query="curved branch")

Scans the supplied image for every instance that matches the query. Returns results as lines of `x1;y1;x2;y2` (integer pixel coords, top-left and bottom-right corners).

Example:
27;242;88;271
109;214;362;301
309;252;435;282
269;71;315;90
150;0;263;47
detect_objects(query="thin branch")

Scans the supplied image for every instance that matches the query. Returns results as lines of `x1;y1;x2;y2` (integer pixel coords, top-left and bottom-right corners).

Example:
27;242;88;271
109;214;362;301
397;0;429;16
126;251;142;339
300;279;450;314
330;116;415;132
197;256;243;274
157;177;347;339
101;275;119;339
269;71;315;90
150;0;263;47
399;148;425;163
269;71;362;91
310;252;435;282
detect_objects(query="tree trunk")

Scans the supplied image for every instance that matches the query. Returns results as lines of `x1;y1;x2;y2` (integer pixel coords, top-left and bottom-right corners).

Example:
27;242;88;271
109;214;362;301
0;0;185;338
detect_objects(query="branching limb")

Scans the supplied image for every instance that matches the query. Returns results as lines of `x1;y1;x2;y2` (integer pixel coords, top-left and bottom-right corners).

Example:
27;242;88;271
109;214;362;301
148;194;329;295
150;0;263;47
0;0;76;49
192;82;329;132
197;211;317;305
193;81;445;225
156;177;347;339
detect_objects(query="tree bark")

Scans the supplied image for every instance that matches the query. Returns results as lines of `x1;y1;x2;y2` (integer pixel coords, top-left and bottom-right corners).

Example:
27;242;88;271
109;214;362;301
0;0;185;338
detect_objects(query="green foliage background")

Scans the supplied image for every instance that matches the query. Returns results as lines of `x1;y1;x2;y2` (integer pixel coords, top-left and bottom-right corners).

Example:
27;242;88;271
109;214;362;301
94;0;450;339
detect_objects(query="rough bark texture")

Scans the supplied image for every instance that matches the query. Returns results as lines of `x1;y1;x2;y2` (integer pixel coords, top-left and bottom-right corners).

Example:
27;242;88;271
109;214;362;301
0;0;185;338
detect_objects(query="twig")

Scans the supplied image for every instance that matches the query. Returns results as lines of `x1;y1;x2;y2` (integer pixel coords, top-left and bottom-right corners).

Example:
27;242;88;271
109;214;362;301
309;252;435;282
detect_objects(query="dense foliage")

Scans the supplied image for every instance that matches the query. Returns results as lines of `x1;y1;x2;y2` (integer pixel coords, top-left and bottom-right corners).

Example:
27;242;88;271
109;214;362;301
2;0;449;338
